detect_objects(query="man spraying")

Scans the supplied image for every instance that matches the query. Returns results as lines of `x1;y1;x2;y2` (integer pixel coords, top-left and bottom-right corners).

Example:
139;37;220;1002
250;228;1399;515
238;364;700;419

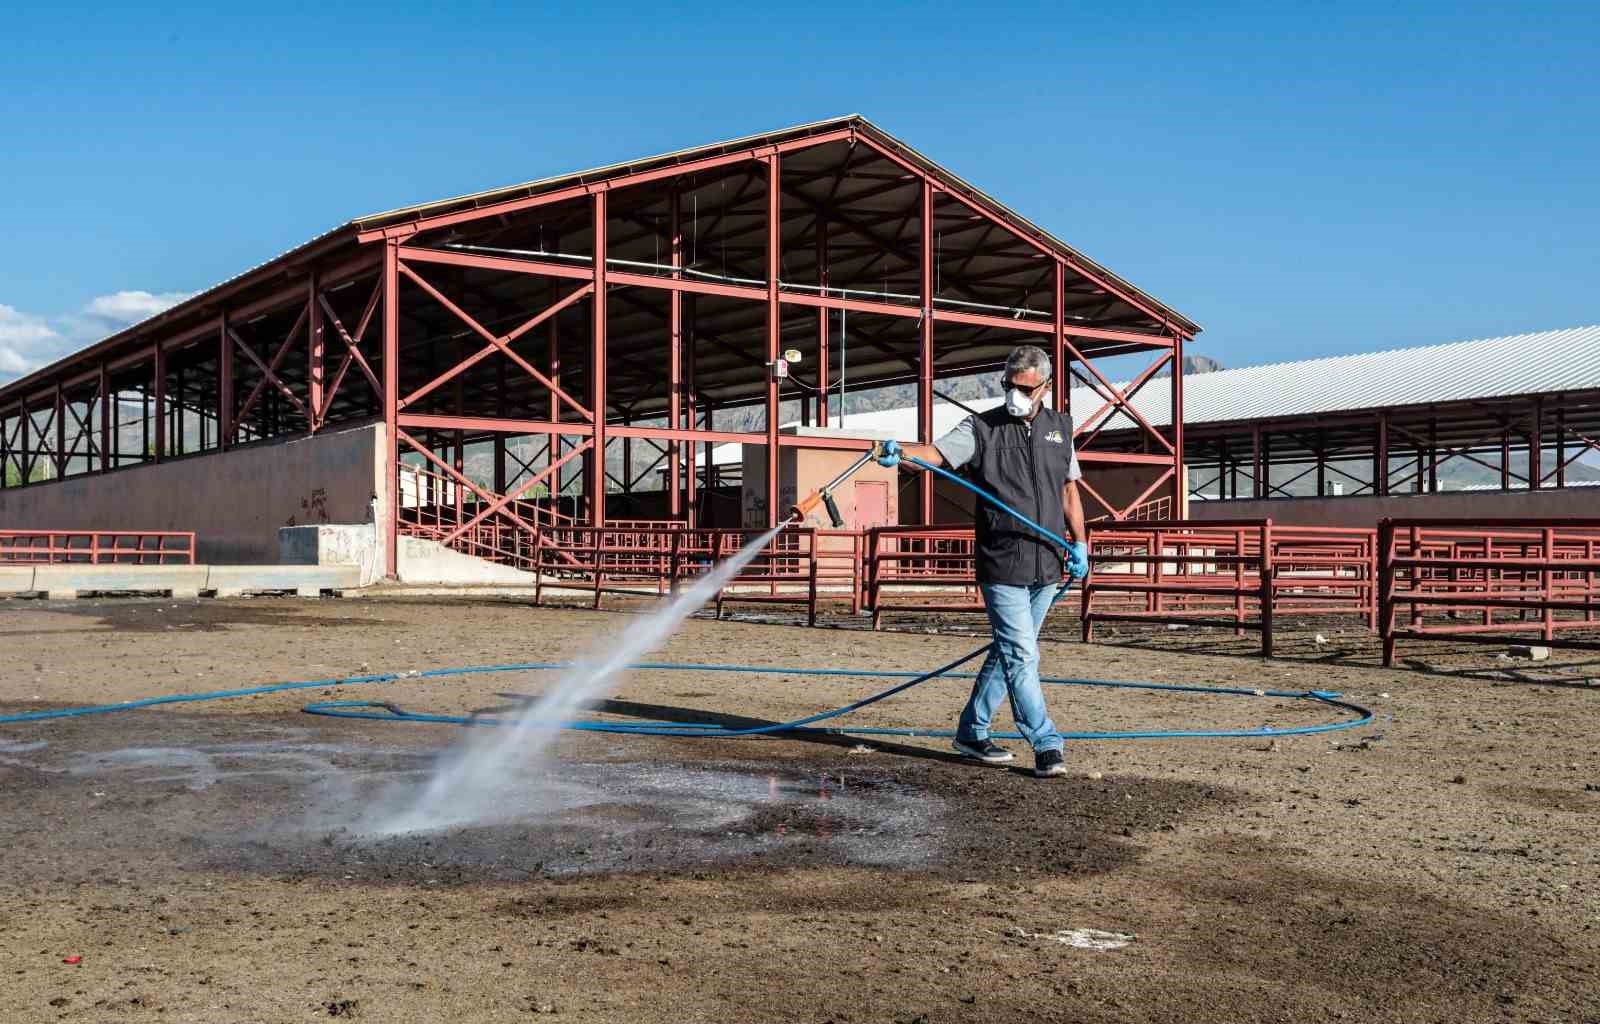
877;344;1088;778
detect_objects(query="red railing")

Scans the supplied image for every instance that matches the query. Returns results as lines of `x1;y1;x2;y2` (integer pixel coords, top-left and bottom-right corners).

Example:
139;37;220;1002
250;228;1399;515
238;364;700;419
1083;520;1377;656
816;529;866;615
865;526;984;628
0;530;196;565
705;528;821;624
531;525;840;625
1379;518;1600;665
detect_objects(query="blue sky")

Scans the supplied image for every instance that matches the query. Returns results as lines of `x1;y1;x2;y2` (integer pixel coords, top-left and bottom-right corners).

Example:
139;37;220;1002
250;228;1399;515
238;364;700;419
2;1;1596;380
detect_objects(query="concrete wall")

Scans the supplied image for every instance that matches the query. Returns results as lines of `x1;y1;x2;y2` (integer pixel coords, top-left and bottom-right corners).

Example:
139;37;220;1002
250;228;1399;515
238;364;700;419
1189;487;1600;528
0;422;385;564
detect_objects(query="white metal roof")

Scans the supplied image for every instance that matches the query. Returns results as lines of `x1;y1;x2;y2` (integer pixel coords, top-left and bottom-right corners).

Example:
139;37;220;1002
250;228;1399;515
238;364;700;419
701;325;1600;464
1099;324;1600;430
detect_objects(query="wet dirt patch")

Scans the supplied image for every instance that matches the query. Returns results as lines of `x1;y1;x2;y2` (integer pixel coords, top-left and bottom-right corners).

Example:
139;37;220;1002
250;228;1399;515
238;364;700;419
0;710;1231;891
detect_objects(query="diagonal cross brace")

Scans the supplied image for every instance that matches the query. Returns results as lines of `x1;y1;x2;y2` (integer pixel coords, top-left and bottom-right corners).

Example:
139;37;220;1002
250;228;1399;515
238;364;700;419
1073;349;1174;452
230;300;311;435
396;262;594;421
26;405;58;478
399;429;592;547
316;280;384;426
60;389;100;464
1064;340;1175;456
399;429;548;542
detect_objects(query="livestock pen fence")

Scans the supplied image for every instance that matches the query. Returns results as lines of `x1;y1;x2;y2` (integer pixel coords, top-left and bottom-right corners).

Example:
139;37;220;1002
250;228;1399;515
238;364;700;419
528;524;862;626
1081;521;1377;656
1379;518;1600;665
396;511;1600;662
464;516;1381;651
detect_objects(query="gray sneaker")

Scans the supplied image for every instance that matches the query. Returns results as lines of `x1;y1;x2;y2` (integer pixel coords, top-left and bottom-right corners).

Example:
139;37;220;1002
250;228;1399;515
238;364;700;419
952;737;1015;764
1034;749;1068;778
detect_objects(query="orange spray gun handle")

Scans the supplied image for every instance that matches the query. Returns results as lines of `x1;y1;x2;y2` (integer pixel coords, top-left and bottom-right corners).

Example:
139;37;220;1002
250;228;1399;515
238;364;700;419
786;444;883;527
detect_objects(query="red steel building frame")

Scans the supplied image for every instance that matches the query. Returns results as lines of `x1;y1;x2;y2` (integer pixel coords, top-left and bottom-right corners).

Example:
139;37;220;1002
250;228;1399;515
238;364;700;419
0;117;1199;576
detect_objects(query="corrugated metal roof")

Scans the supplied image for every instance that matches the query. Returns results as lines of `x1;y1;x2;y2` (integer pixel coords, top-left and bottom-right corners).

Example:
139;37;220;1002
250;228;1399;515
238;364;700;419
354;115;864;226
1104;324;1600;429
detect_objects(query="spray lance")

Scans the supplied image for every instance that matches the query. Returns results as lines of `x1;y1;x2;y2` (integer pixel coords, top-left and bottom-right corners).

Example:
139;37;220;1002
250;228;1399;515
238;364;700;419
785;444;884;528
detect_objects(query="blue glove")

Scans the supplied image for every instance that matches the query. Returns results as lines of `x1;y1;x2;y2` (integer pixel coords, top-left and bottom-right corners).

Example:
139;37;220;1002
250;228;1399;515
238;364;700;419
876;439;901;468
1066;541;1090;581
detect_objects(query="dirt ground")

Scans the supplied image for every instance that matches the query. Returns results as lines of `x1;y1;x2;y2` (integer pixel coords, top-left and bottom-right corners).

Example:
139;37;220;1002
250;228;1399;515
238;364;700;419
2;595;1596;1023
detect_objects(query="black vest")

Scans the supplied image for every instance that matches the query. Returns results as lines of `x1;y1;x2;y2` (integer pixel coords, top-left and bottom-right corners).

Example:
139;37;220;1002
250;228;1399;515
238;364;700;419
966;406;1075;586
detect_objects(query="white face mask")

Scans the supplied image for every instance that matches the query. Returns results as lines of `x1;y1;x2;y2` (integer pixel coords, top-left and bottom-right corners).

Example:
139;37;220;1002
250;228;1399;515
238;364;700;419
1006;387;1036;418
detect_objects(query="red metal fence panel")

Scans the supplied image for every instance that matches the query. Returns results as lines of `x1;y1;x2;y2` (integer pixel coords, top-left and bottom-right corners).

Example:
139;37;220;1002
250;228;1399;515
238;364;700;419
1083;520;1377;656
400;506;1383;655
865;526;985;628
0;531;196;565
816;529;865;616
529;525;837;625
1379;518;1600;665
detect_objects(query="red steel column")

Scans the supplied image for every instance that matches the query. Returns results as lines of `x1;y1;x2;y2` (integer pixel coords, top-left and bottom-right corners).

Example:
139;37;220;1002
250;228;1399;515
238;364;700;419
308;271;324;430
1172;333;1186;518
685;301;698;526
152;342;165;464
764;156;781;528
383;240;400;578
918;180;935;523
54;380;66;477
1555;401;1568;489
590;190;608;527
494;358;507;494
816;216;829;426
98;362;110;473
1427;416;1438;492
19;401;30;482
1530;397;1543;490
669;186;683;517
1500;418;1510;490
219;313;233;449
1;404;11;484
622;416;633;499
1052;262;1066;412
548;279;561;499
1252;424;1262;498
1376;411;1389;495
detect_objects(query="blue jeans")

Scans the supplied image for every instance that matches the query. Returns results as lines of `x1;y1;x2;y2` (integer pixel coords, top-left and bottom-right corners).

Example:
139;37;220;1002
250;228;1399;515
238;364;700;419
956;582;1064;753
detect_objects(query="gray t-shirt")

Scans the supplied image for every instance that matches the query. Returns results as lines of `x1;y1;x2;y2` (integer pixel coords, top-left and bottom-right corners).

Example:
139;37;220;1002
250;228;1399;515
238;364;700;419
934;414;1082;481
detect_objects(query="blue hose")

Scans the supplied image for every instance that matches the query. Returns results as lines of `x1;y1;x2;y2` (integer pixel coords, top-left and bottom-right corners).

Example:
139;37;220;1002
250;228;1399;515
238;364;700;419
0;455;1375;743
907;455;1074;550
0;658;1371;740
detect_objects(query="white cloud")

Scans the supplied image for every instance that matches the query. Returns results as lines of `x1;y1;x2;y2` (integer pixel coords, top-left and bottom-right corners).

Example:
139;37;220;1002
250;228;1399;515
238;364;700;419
0;289;195;382
0;304;63;376
84;290;194;324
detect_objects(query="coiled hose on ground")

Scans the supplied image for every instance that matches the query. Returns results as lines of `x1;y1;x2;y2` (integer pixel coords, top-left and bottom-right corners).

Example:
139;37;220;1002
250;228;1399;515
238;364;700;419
1;455;1373;742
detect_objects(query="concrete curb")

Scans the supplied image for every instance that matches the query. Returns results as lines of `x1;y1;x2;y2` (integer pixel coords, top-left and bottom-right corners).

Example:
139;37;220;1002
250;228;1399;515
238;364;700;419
0;564;361;600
